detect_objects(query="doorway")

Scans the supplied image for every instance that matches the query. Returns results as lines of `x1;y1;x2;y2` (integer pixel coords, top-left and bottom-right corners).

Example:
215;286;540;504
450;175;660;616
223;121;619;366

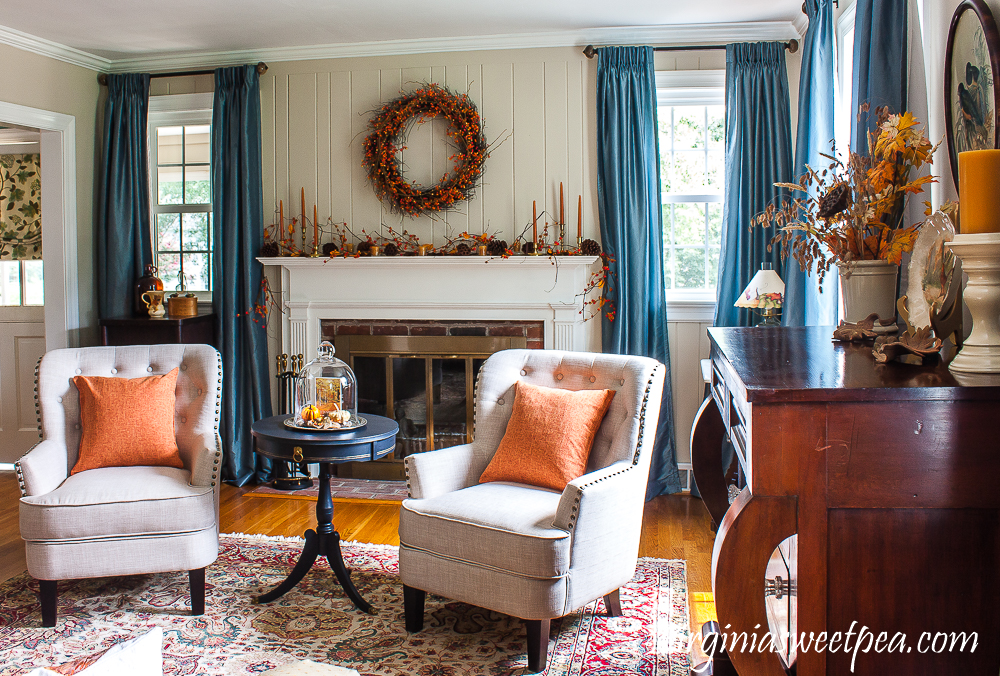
0;125;46;462
0;101;78;466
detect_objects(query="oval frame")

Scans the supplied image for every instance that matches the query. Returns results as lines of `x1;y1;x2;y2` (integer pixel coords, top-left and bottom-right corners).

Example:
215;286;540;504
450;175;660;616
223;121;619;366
944;0;1000;193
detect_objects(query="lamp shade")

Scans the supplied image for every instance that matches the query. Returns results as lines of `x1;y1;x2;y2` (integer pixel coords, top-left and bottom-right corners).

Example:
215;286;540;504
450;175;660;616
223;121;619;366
735;269;785;309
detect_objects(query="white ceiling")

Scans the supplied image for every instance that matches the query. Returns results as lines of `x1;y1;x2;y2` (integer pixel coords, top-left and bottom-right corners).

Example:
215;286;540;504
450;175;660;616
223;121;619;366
1;0;804;64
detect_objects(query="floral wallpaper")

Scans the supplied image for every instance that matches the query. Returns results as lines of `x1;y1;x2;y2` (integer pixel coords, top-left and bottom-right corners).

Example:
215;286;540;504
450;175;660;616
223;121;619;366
0;153;41;260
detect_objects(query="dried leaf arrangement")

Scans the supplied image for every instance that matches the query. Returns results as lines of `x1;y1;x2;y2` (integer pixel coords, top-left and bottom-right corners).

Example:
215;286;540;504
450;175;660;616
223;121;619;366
362;83;490;218
873;326;943;364
832;313;883;342
753;106;946;288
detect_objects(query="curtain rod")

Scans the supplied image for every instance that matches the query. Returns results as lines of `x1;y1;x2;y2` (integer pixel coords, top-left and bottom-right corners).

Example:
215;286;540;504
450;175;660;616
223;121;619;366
582;40;798;59
98;62;268;86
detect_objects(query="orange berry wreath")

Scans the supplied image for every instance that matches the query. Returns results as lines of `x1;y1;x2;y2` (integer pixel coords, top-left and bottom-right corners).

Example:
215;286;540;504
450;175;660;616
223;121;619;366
363;83;488;217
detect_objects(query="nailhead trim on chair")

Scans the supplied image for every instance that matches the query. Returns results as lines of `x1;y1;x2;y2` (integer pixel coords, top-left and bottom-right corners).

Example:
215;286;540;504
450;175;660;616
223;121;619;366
14;455;28;497
33;356;43;438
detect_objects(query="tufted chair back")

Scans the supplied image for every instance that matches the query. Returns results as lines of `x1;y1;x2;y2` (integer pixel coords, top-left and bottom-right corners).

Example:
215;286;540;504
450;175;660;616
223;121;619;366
471;349;661;477
34;344;222;480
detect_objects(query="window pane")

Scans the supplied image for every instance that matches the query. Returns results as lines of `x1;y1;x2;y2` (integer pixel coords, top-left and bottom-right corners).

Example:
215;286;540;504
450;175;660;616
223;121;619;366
675;203;707;246
663;248;676;290
662;204;673;245
0;261;20;306
158;166;183;205
23;260;43;305
673;151;709;193
157;126;183;165
708;247;720;288
183;212;210;250
708;203;722;244
707;106;725;149
157;213;181;251
658;113;672;151
185;125;211;163
158;252;181;291
184;165;211;204
673;107;706;150
706;150;725;192
676;248;707;289
182;252;210;291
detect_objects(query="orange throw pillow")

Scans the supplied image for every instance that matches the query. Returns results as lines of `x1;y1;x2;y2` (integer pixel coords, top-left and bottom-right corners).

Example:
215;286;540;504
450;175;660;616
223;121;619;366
70;368;183;475
479;381;615;492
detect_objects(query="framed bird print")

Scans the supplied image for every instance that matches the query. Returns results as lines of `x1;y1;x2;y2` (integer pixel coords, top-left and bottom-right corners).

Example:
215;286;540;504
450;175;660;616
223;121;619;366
945;0;1000;191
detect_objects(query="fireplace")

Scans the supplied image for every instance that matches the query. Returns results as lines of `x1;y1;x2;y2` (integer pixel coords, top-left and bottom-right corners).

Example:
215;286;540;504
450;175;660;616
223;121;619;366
327;325;537;478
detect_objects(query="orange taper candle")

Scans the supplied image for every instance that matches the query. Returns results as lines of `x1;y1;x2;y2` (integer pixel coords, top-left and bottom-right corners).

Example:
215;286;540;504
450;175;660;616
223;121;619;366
279;200;283;231
959;150;1000;233
577;195;582;239
532;200;538;243
560;182;565;225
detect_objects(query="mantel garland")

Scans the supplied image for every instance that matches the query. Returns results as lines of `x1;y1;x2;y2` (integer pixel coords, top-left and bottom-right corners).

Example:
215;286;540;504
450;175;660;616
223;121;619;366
362;83;488;217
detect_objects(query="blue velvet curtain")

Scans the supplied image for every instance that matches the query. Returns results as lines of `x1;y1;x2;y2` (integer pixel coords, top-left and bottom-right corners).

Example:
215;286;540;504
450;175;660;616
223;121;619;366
97;73;152;319
596;46;681;499
212;65;273;486
715;43;794;328
852;0;908;152
783;0;839;327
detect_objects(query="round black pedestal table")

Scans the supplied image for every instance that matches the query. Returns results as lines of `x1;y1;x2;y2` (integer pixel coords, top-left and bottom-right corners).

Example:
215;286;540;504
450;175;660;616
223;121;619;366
250;413;398;613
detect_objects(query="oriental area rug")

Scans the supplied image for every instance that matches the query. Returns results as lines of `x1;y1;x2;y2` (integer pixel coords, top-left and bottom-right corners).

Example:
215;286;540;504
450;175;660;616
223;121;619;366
0;535;690;675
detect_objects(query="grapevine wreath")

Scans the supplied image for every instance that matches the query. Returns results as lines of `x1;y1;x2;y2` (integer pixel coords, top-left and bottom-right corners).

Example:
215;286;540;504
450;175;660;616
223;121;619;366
363;83;488;217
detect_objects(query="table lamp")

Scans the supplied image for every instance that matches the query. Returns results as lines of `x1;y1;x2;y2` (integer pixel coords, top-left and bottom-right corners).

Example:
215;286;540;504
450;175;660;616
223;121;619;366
735;264;784;326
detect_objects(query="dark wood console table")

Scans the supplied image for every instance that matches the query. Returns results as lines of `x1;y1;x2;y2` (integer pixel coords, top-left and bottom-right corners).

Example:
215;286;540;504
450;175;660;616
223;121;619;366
99;308;215;347
694;326;1000;675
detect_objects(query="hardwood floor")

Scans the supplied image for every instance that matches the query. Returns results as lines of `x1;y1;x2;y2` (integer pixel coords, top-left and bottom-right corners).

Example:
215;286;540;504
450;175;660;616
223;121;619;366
0;471;718;647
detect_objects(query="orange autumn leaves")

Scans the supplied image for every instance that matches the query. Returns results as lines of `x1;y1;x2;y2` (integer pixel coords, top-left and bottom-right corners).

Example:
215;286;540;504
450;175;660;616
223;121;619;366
755;107;944;288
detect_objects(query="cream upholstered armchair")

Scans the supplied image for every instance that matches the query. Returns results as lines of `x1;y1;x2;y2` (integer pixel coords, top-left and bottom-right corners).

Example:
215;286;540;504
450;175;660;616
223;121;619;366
399;349;665;673
16;344;223;627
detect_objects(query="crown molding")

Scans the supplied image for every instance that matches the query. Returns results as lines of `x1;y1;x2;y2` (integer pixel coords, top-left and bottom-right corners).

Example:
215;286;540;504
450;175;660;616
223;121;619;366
0;24;109;71
0;20;804;74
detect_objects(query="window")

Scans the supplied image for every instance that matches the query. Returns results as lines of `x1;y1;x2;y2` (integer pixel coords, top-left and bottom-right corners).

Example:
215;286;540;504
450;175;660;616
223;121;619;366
656;71;725;299
835;1;857;161
0;260;43;306
148;94;213;299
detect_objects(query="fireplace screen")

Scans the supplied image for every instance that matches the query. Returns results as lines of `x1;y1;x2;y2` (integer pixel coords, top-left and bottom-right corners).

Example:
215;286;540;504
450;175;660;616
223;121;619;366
334;335;527;460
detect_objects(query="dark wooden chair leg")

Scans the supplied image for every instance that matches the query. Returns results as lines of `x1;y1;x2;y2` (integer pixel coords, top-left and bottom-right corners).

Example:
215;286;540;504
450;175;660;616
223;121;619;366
525;618;550;673
603;588;623;617
402;585;425;633
189;568;206;615
39;579;57;627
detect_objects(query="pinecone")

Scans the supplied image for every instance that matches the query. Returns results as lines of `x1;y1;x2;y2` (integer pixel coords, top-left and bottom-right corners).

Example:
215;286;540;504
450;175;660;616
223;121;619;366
322;243;339;256
260;241;280;257
817;182;849;218
455;242;472;256
357;241;373;255
383;243;399;256
486;239;507;256
581;239;601;256
521;241;536;255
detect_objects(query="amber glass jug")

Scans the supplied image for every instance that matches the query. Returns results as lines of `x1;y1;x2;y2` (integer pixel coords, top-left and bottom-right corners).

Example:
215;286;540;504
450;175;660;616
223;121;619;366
135;264;163;315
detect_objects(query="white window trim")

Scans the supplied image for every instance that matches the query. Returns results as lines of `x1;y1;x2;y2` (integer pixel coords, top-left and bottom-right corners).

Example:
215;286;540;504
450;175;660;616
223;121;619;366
656;71;724;320
148;93;213;303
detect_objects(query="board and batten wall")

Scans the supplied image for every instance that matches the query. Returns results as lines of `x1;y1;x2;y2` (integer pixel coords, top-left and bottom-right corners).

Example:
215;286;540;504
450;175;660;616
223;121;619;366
256;47;597;249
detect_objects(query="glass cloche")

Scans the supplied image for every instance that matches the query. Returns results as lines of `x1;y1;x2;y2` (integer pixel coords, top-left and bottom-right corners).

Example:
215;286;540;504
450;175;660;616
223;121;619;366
292;341;360;430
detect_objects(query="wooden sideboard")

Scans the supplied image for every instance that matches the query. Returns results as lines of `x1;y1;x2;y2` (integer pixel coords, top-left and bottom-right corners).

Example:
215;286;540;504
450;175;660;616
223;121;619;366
694;326;1000;675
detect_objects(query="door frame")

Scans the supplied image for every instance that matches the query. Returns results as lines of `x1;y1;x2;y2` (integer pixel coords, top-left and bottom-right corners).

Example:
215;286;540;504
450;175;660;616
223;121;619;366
0;100;78;351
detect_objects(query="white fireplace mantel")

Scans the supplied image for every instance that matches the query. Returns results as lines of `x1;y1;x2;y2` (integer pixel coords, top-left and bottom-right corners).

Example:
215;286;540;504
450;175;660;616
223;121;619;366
258;255;603;358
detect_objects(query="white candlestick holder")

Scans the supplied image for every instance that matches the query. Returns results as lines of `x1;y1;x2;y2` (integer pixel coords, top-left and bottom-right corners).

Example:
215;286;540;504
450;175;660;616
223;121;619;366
946;233;1000;373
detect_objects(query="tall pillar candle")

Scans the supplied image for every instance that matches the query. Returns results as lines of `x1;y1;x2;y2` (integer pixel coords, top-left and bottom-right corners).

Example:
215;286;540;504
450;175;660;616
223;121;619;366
959;150;1000;233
